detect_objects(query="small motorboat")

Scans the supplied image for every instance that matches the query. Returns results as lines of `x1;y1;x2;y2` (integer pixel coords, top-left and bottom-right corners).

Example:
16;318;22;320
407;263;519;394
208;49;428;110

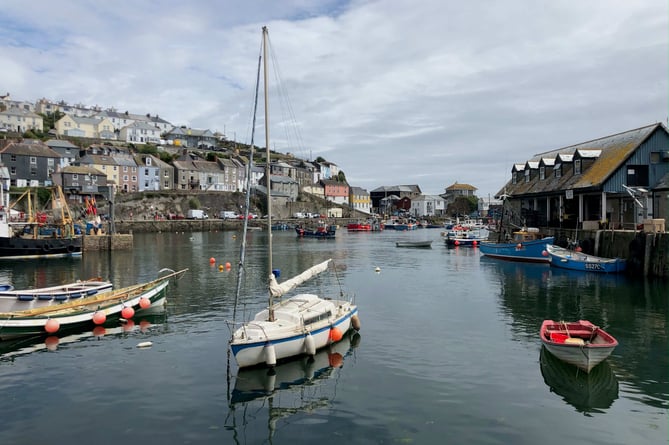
545;244;626;273
540;319;618;373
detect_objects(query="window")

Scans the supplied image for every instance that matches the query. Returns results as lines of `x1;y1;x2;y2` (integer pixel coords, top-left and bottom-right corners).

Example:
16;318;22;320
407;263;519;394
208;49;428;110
524;169;530;183
30;156;37;165
626;165;649;186
554;163;562;178
10;155;16;162
574;159;582;175
10;167;16;175
539;166;545;180
72;174;78;180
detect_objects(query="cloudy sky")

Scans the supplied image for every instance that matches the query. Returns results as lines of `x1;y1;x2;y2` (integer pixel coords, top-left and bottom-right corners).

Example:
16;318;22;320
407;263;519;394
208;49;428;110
1;0;667;198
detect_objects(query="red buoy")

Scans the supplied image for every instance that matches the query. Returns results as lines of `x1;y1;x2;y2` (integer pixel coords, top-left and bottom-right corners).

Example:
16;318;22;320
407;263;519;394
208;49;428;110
139;297;151;309
542;250;549;257
454;240;460;246
209;257;216;264
45;318;60;334
93;311;106;325
121;306;135;319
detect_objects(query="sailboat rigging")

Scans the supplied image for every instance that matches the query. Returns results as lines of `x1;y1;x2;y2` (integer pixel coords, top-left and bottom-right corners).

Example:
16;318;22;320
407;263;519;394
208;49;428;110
228;26;360;369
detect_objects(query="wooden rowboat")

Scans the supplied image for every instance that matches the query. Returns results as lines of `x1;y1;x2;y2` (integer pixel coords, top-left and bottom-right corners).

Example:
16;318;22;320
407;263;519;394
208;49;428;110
540;319;618;373
0;268;187;339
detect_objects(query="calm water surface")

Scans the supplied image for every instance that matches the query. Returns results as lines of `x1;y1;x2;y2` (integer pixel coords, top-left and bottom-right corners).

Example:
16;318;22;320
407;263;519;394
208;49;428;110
0;228;666;444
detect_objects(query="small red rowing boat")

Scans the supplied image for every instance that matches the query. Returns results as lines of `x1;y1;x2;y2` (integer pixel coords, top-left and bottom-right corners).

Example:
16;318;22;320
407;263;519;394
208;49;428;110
540;320;618;373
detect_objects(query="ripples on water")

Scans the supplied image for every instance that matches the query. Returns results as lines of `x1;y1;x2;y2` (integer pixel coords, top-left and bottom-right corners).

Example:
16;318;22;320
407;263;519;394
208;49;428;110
0;229;665;444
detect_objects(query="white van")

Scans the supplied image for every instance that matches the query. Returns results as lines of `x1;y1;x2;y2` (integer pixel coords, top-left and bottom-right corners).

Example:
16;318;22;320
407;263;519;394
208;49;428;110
219;210;239;219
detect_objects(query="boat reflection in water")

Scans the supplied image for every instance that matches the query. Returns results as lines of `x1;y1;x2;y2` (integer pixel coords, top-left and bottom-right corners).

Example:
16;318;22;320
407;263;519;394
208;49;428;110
0;313;166;360
227;331;361;440
540;346;619;416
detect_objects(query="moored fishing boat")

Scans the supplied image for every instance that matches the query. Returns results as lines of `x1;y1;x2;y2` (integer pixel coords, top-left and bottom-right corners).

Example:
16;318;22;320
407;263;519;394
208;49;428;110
540;319;618;373
295;221;336;239
0;185;82;259
479;228;554;262
545;244;626;273
0;268;187;339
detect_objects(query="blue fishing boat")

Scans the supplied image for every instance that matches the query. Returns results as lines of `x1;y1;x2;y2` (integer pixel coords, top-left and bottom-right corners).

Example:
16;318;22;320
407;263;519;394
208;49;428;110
545;244;626;273
479;228;554;263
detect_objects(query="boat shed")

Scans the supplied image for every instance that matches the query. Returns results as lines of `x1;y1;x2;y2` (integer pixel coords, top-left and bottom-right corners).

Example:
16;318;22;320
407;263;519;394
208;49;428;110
496;123;669;231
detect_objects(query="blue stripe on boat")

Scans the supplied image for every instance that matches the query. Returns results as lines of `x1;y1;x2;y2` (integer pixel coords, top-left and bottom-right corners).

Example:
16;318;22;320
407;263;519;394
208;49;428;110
230;308;357;355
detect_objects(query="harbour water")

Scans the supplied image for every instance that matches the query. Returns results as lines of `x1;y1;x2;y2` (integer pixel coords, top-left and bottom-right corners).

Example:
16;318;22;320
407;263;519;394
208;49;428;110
0;228;666;444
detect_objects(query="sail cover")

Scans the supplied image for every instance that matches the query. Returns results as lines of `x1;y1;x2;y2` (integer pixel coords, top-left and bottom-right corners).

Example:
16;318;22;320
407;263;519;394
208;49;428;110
269;259;332;298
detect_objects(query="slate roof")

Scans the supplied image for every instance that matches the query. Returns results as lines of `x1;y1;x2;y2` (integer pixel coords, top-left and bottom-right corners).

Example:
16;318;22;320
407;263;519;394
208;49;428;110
0;139;61;157
499;123;664;197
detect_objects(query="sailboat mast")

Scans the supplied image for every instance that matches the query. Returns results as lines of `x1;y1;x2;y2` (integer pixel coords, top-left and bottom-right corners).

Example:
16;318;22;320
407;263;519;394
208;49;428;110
263;26;275;321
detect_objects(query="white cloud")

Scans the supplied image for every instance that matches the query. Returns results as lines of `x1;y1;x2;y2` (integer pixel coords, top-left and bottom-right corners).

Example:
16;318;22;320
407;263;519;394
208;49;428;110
0;0;666;197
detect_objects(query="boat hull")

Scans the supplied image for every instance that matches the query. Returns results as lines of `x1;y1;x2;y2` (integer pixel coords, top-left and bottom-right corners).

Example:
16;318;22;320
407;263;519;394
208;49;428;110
0;280;113;313
231;299;358;369
546;244;626;273
0;271;184;339
0;236;82;260
540;320;618;373
479;236;554;262
396;241;432;248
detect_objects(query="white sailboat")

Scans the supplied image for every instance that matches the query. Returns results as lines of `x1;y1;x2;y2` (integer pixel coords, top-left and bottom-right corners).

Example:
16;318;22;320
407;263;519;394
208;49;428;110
229;27;360;369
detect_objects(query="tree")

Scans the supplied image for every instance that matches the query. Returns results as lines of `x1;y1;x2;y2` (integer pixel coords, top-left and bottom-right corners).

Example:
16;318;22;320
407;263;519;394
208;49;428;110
315;156;326;163
337;171;347;183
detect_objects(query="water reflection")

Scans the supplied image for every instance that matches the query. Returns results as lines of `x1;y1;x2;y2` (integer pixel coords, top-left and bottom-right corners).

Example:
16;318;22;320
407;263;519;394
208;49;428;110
0;313;166;361
226;331;361;442
540;346;619;416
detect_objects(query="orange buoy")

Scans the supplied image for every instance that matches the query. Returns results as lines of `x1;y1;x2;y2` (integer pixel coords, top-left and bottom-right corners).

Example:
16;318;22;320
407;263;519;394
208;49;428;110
218;264;224;271
329;327;343;342
139;297;151;309
45;318;60;334
93;311;106;325
121;306;135;319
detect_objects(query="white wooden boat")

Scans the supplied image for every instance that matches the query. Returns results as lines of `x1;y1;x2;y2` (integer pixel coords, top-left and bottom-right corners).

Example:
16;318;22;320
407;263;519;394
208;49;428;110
229;27;360;369
0;278;113;312
540;319;618;373
0;268;186;339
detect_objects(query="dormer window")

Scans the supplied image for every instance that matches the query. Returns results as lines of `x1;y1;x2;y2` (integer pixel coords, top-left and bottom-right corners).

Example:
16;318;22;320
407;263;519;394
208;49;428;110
574;159;581;174
554;163;562;178
525;169;530;183
540;166;545;180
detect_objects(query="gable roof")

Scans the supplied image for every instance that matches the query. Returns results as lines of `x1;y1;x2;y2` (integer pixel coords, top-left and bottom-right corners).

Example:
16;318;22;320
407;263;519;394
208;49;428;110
499;122;667;197
0;140;60;157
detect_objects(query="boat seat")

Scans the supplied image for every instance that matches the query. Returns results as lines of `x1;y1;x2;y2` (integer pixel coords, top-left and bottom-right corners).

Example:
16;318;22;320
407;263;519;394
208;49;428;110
37;295;54;301
566;329;594;338
564;337;585;345
54;294;68;301
17;295;35;301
